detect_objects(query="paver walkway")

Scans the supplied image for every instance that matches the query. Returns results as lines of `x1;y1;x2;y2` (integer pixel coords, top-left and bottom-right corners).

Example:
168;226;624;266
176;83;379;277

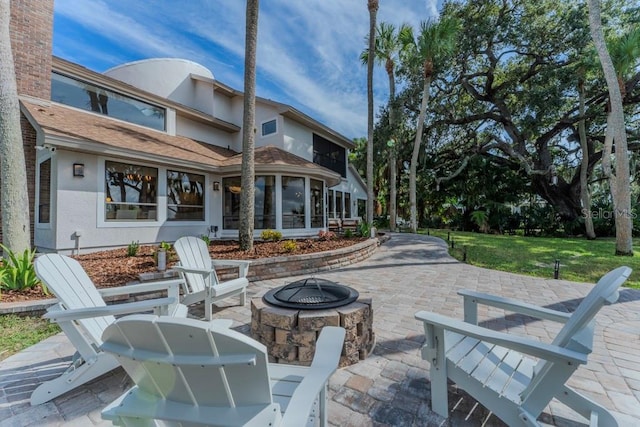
1;233;639;426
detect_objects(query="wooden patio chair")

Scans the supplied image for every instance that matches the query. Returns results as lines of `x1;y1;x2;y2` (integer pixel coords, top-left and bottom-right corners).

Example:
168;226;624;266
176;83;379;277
31;253;187;405
173;236;249;320
415;266;631;426
101;315;345;426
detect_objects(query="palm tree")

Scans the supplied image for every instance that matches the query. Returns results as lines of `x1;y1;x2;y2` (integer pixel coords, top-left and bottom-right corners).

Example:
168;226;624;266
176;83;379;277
0;0;31;254
400;18;458;233
361;22;410;232
239;0;259;251
365;0;378;227
588;0;633;255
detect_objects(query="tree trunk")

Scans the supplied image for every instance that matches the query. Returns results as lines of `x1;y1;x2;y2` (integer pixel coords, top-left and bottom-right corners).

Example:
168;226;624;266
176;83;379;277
578;80;596;239
410;76;431;233
239;0;259;251
588;0;633;255
366;0;378;226
388;66;397;232
0;0;31;254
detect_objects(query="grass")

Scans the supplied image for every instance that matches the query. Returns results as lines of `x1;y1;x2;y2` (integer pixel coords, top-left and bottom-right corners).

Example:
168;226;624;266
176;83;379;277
0;314;60;361
424;229;640;288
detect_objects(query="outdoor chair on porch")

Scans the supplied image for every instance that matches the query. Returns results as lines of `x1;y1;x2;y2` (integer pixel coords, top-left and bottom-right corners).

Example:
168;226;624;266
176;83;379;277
31;254;187;405
174;236;250;320
415;266;631;426
100;315;345;427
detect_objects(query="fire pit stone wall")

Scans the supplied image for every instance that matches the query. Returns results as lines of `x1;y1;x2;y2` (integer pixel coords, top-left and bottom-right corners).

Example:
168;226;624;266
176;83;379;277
251;297;374;367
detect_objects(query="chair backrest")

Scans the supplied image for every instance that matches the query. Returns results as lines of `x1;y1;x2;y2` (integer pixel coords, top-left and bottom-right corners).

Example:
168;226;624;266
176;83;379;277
174;236;218;294
35;254;114;344
101;315;275;423
524;266;631;402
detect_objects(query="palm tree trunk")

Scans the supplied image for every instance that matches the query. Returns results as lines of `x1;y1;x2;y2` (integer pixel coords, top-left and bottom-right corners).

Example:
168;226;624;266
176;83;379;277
0;0;31;253
588;0;633;255
239;0;259;251
388;67;397;232
578;80;595;239
410;76;431;233
366;0;378;227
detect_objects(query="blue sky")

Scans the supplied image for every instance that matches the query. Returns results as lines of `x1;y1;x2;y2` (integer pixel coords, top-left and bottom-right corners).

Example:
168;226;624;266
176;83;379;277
53;0;441;139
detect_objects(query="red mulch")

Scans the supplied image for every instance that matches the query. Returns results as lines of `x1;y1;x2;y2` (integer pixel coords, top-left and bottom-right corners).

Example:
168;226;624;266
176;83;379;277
1;238;366;303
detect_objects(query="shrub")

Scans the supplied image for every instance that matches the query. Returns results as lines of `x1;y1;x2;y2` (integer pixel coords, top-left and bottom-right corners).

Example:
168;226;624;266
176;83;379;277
357;221;371;238
318;230;336;241
0;244;44;293
281;240;298;253
126;241;140;257
261;229;283;241
344;229;354;238
200;235;211;246
159;241;172;251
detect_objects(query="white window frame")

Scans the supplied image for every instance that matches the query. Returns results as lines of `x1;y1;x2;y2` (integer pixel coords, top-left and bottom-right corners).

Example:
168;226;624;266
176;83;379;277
260;118;278;137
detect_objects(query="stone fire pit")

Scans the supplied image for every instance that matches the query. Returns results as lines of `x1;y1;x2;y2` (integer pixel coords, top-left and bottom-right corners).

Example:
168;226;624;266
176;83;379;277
251;293;374;368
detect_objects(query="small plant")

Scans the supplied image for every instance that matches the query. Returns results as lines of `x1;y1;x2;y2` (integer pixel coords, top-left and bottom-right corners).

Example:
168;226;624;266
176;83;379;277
261;229;283;241
357;221;371;238
0;244;44;293
344;228;354;238
126;241;140;257
159;241;172;251
318;230;336;241
281;240;298;253
200;235;211;246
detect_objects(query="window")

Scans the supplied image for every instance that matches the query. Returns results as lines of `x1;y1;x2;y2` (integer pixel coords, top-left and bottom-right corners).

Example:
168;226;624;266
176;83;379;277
357;199;366;218
335;191;343;219
328;190;334;218
167;170;205;221
313;134;346;177
38;158;51;223
261;119;277;136
282;176;305;229
105;161;157;221
345;193;351;218
223;176;276;229
51;72;166;131
310;179;324;228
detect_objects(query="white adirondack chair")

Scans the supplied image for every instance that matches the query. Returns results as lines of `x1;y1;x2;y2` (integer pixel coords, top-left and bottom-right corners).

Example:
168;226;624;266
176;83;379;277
31;254;188;405
415;266;631;426
100;315;345;427
173;236;250;320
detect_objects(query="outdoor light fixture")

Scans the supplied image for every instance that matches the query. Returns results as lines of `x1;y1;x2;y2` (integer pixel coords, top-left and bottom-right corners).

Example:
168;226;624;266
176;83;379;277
213;182;220;191
73;163;85;177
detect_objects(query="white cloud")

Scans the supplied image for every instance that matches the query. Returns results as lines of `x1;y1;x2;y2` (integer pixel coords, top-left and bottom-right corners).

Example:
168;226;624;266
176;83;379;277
54;0;444;138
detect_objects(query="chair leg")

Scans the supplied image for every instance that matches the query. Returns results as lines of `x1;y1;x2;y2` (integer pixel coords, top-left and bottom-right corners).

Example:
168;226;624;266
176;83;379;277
429;328;449;418
239;289;247;306
31;353;120;405
556;385;618;427
205;299;213;321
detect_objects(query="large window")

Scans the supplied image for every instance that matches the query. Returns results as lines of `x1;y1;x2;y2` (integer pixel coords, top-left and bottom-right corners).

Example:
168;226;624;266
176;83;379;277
38;158;51;223
313;134;346;177
282;176;305;229
335;191;343;219
167;170;205;221
105;161;157;221
51;72;166;131
328;190;334;218
344;193;351;218
310;179;324;228
223;176;275;229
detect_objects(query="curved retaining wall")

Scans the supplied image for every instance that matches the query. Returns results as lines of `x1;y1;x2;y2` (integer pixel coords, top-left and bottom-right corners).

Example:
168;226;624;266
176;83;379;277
1;236;387;315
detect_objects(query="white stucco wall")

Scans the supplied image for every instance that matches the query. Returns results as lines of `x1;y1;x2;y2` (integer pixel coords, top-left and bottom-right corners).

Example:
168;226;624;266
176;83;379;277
104;59;214;116
212;92;234;123
175;116;234;148
282;117;313;160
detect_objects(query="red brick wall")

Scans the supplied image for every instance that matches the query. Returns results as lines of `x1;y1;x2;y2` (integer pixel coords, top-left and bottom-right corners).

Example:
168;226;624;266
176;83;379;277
0;0;54;245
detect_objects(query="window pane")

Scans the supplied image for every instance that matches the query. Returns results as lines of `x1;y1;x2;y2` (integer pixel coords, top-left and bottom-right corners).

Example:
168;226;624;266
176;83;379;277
310;179;324;228
282;176;305;229
38;158;51;223
105;161;158;221
336;191;343;219
223;177;242;229
262;119;277;136
51;73;166;131
345;193;351;218
328;190;334;218
167;170;205;221
313;134;346;177
255;176;276;229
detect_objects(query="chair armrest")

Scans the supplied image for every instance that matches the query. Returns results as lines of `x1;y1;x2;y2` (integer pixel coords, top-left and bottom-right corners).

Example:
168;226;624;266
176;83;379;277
415;310;587;365
44;297;178;322
99;279;183;300
210;259;251;278
173;265;213;275
458;289;572;325
280;326;345;426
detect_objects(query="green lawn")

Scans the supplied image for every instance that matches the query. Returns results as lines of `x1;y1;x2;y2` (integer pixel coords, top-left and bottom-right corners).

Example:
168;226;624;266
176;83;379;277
423;229;640;288
0;314;60;361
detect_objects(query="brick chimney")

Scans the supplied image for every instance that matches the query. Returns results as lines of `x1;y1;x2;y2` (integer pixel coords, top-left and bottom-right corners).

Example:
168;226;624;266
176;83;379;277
9;0;54;100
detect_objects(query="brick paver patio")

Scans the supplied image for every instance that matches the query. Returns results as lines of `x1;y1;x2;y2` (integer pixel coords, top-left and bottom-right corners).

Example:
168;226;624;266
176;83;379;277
1;233;639;426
